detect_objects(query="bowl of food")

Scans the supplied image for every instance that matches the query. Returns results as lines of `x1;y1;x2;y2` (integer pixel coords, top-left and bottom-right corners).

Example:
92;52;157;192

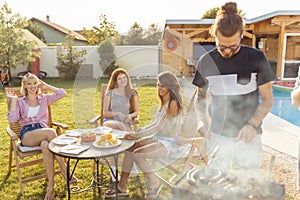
81;131;96;142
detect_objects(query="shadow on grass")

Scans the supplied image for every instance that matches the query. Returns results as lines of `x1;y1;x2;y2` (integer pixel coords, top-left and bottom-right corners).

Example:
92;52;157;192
0;172;10;191
0;172;22;199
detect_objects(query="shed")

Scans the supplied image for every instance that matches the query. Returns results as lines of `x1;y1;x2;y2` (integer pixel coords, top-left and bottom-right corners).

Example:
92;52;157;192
161;10;300;79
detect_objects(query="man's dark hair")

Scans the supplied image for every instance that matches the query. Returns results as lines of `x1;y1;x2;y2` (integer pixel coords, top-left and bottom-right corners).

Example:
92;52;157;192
211;2;244;37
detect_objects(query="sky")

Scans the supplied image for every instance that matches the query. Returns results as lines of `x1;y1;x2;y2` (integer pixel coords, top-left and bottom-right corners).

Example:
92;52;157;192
1;0;300;33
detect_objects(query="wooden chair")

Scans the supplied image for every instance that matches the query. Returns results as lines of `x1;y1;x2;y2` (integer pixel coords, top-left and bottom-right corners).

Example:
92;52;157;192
89;84;139;130
5;87;68;194
89;84;139;179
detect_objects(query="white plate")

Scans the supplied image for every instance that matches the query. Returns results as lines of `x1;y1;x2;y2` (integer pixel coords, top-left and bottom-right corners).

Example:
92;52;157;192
112;131;128;139
92;139;122;149
53;137;78;145
65;129;87;137
94;126;113;135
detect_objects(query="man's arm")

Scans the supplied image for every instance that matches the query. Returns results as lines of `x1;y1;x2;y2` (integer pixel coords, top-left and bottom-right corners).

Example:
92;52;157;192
236;82;274;143
248;82;274;127
291;67;300;108
291;86;300;108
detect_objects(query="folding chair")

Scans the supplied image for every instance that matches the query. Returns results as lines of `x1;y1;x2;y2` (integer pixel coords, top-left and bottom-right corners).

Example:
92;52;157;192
5;87;68;194
89;83;139;130
154;137;208;187
154;89;208;189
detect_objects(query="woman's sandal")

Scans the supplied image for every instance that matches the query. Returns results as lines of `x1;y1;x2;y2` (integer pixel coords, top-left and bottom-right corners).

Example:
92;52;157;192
105;187;129;198
61;171;79;184
44;186;55;200
69;176;79;184
144;184;162;200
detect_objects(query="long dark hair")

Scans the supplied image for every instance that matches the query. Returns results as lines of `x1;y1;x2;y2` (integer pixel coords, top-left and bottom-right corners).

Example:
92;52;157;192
157;71;183;112
107;68;134;99
107;68;137;113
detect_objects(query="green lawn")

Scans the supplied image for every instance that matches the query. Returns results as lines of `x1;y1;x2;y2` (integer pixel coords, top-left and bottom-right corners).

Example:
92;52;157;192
0;77;176;199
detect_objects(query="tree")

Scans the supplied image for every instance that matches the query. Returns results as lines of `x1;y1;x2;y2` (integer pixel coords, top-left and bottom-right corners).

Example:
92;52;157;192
201;7;219;19
0;2;38;79
144;23;162;45
98;39;118;75
57;34;87;80
201;7;246;19
25;19;45;42
81;14;119;45
124;22;144;45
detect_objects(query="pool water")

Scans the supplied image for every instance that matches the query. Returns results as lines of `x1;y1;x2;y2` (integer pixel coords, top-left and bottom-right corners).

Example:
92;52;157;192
270;90;300;127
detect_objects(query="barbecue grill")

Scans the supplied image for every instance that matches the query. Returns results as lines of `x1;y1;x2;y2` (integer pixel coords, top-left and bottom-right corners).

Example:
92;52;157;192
172;166;285;200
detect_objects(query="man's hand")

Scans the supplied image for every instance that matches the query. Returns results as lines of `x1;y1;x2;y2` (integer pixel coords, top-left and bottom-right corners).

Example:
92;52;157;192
236;124;257;143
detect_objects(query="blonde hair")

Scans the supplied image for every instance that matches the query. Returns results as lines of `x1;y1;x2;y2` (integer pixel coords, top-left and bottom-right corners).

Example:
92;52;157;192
20;73;41;96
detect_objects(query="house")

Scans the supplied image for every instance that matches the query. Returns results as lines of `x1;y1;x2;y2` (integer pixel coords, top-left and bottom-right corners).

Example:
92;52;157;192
21;29;47;47
30;16;88;46
8;29;47;77
161;10;300;79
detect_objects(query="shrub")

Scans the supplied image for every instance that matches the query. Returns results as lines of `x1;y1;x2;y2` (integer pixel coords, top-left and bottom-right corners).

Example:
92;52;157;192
57;34;87;80
98;39;118;76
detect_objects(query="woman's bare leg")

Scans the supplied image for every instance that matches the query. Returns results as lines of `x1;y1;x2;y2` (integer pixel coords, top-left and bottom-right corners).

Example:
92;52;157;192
133;142;167;188
22;129;76;187
103;120;131;182
118;138;155;192
41;140;55;199
22;128;57;147
22;128;57;199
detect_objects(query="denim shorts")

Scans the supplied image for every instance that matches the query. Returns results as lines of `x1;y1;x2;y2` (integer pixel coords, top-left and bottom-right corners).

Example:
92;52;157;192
153;135;182;158
20;123;43;140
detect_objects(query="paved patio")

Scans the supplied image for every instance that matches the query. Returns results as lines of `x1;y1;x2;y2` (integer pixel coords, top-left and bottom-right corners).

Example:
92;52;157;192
262;112;300;158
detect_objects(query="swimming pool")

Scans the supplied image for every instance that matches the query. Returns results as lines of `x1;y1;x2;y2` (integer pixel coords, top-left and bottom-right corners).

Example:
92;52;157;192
271;90;300;127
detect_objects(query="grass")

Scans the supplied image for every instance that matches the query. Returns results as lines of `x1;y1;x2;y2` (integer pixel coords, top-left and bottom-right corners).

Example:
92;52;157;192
0;77;181;199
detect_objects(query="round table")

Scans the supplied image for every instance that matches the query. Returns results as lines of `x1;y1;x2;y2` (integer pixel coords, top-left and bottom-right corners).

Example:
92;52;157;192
49;133;135;200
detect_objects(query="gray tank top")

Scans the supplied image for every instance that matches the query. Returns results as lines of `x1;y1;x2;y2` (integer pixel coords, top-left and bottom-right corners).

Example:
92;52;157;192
105;89;137;121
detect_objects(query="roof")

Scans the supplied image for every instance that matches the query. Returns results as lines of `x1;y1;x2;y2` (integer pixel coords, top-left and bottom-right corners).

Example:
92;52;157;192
247;10;300;24
30;17;87;42
21;29;47;47
165;10;300;26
